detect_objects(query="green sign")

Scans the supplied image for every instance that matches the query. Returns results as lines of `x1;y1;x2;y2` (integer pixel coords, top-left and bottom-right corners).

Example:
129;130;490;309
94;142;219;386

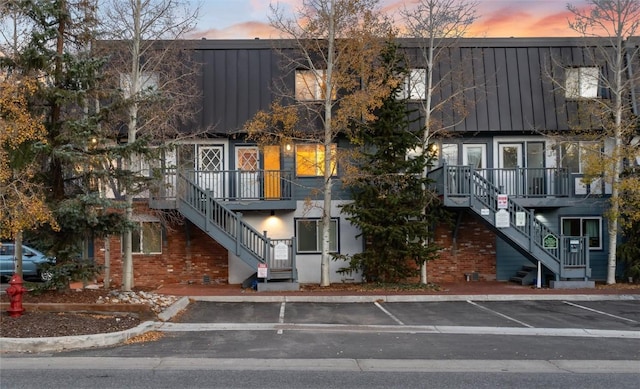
543;234;558;249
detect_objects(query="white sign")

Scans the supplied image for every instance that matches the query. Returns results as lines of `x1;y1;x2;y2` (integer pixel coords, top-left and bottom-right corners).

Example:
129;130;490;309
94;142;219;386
495;209;510;228
515;211;526;227
481;208;490;216
257;263;268;278
497;194;508;209
274;242;289;261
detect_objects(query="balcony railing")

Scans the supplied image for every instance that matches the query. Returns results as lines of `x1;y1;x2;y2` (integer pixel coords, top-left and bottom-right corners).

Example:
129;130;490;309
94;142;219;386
151;168;294;204
435;165;571;198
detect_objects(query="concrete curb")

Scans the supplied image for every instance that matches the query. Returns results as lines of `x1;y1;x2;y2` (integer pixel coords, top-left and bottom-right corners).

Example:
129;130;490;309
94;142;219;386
157;296;190;321
0;297;193;353
190;293;640;303
0;321;159;353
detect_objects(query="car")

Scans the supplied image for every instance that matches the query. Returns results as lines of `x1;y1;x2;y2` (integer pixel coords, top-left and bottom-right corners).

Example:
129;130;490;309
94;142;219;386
0;243;54;282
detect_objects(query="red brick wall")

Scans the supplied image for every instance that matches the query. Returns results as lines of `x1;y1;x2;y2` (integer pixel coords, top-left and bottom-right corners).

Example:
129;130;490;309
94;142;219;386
428;212;497;283
94;206;228;289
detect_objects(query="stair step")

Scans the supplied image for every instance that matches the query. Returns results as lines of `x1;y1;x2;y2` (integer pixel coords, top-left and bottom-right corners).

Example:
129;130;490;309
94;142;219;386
509;276;525;285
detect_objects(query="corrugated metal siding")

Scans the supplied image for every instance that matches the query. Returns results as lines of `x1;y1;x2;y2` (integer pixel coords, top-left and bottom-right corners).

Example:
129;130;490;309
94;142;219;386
194;37;620;135
200;45;279;134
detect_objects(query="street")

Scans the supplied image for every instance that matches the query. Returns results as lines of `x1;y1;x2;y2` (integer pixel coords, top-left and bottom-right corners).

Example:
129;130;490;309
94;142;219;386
1;299;639;388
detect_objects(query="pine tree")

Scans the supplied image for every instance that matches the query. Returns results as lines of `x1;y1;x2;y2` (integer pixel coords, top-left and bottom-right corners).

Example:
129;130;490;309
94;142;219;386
1;0;131;285
339;42;445;283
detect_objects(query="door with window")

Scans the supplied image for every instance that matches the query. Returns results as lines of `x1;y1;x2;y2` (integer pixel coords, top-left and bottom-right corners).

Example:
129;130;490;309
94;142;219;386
198;145;225;197
498;143;523;195
236;146;260;199
461;144;486;194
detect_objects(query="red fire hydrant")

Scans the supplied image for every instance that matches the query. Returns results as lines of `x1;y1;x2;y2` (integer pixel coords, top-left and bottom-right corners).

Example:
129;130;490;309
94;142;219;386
6;274;27;318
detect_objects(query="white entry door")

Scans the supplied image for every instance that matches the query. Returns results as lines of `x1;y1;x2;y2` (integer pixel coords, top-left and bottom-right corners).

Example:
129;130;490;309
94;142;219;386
236;146;260;199
498;143;523;195
198;145;225;197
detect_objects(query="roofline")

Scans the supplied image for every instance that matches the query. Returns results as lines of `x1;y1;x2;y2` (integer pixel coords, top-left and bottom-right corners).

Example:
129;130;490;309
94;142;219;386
178;36;640;50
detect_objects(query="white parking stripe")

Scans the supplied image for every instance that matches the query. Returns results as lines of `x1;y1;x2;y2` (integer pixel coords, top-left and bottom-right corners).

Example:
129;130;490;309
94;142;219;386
277;302;286;334
374;302;405;325
467;300;534;328
563;301;639;323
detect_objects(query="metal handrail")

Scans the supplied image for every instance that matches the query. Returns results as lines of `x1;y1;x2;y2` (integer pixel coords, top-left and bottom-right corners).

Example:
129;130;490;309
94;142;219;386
151;168;293;202
437;165;570;198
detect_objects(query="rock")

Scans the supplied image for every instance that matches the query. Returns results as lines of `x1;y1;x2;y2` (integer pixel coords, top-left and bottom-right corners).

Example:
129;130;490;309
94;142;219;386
95;290;178;313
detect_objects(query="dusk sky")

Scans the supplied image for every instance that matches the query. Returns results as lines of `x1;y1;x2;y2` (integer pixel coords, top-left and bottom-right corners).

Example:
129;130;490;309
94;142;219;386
189;0;590;40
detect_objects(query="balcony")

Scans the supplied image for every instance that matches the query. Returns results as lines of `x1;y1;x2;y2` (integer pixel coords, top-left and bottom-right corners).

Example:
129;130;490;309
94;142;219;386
429;165;579;208
149;168;296;211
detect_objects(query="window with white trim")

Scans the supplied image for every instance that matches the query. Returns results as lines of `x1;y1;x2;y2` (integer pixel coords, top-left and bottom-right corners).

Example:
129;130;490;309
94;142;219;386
565;67;599;99
441;143;458;165
559;141;601;174
125;221;162;254
398;68;426;100
295;69;332;101
296;218;338;253
120;72;159;99
561;217;602;250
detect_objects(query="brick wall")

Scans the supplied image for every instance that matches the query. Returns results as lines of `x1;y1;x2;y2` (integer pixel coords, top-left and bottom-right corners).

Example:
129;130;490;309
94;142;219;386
427;212;497;283
94;208;228;289
94;206;496;288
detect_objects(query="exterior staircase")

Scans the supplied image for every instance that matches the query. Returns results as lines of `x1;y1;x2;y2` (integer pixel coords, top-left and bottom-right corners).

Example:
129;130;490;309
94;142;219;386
509;265;538;286
175;171;297;286
430;165;591;281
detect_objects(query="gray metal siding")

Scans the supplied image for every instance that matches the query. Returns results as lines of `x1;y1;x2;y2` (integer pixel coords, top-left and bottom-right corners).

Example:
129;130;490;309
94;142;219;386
194;37;619;136
200;46;278;134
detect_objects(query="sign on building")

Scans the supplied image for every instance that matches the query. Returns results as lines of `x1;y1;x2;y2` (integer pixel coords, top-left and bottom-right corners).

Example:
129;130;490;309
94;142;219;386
497;194;508;209
495;209;510;228
257;263;268;278
543;234;558;249
274;242;289;261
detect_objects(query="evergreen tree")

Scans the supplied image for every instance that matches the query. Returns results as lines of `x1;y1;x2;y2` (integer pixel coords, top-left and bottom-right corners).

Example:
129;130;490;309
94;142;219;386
1;0;131;286
338;42;445;283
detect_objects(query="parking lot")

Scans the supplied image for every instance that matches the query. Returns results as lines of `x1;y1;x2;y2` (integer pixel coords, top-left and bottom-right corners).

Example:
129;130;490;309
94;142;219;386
174;300;640;332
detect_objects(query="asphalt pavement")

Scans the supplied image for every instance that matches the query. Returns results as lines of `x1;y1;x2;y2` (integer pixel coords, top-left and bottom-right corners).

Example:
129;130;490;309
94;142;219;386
1;289;639;353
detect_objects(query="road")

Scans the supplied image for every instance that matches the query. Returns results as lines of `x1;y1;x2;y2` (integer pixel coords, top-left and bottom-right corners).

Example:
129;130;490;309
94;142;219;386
2;299;639;388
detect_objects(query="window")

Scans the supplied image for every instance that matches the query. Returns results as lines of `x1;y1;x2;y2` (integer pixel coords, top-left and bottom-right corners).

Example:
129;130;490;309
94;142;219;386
295;144;337;177
398;68;426;100
441;144;458;165
295;69;332;101
120;72;159;99
561;217;602;250
463;144;486;169
565;67;599;99
296;218;338;253
126;221;162;254
559;141;601;174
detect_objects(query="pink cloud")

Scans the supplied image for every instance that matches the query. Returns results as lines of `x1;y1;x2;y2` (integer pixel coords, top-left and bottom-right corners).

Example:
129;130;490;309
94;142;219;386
189;1;592;40
189;21;281;40
470;6;579;37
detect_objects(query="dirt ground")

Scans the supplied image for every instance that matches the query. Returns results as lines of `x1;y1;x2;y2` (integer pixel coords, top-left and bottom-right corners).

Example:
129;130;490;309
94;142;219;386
0;288;141;339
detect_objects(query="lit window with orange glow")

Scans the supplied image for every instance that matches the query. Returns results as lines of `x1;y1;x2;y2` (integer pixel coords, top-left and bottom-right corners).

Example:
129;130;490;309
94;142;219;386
295;144;337;177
